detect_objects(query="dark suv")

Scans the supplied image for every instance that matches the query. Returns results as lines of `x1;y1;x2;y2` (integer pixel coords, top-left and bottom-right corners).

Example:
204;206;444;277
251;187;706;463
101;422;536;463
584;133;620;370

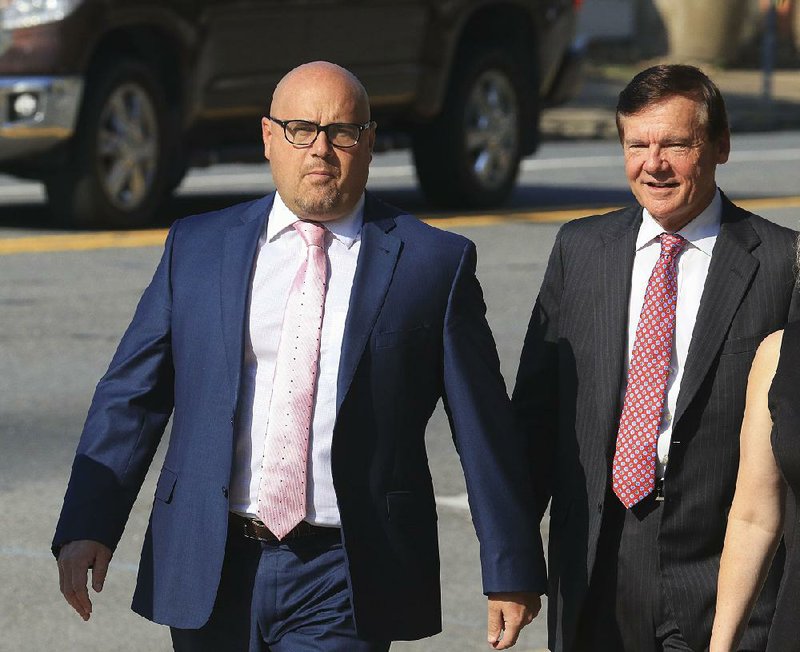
0;1;582;227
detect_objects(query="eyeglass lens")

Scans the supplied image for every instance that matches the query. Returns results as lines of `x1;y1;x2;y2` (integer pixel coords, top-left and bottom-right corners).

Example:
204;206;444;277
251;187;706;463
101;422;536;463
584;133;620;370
285;121;361;147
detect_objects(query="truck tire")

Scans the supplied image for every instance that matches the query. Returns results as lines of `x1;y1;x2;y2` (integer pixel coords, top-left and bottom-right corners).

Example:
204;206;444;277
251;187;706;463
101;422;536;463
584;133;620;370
412;48;526;209
46;59;175;228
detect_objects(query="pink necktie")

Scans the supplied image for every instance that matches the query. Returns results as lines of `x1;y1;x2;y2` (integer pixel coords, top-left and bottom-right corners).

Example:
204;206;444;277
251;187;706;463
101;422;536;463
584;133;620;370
612;233;686;509
257;220;328;539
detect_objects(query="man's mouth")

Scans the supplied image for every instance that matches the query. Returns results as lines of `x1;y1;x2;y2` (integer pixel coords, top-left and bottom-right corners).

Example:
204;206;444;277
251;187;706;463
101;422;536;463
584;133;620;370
645;181;679;189
304;168;337;178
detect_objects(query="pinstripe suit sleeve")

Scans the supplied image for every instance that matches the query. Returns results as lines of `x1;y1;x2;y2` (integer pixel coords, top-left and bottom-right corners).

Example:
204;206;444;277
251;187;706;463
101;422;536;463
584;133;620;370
512;225;567;523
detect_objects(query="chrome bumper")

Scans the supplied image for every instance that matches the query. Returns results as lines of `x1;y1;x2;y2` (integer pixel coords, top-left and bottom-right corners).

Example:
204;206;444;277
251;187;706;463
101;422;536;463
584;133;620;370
0;76;83;161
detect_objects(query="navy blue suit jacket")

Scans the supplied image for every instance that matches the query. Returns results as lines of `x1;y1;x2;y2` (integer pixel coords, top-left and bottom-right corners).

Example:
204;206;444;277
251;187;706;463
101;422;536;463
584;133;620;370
53;192;546;640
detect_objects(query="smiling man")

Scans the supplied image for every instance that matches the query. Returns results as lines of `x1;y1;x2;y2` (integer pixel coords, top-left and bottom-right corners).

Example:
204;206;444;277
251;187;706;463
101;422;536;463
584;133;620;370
512;64;800;652
53;62;545;651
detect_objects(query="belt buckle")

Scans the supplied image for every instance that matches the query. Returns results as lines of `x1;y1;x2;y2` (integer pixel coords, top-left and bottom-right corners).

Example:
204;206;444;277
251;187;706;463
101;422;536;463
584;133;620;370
235;514;268;542
242;521;261;541
238;517;257;541
654;480;665;502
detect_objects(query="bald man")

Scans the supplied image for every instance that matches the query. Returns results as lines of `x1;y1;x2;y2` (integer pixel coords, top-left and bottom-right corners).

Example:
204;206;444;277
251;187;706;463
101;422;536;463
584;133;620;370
53;62;546;652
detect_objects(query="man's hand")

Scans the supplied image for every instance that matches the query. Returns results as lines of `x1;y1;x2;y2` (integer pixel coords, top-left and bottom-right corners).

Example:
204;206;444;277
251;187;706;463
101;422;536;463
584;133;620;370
57;540;113;621
486;591;542;649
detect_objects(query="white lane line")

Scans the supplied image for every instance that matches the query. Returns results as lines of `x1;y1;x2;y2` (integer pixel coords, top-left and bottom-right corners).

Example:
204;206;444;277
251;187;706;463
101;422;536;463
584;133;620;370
179;147;800;188
178;172;271;191
178;164;416;190
369;165;416;178
729;148;800;162
0;186;45;200
522;155;619;170
2;147;799;199
435;493;471;511
0;546;139;572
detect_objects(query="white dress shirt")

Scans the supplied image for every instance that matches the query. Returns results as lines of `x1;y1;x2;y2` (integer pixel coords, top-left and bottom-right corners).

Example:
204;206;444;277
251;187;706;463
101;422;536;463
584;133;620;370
624;189;722;478
229;191;363;526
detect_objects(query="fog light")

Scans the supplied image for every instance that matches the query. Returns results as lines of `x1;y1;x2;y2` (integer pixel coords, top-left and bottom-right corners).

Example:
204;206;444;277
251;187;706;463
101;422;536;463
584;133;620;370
12;92;39;119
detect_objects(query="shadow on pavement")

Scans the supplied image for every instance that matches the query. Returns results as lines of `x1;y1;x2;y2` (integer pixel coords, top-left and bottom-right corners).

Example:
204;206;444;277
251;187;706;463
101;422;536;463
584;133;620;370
0;203;54;231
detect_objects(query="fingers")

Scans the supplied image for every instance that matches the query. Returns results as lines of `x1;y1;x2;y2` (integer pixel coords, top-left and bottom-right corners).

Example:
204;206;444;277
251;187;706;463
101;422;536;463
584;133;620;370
72;565;93;620
57;557;65;595
487;600;504;647
486;593;540;649
91;546;112;593
62;553;92;620
57;540;112;621
56;554;82;617
495;610;523;650
529;593;542;619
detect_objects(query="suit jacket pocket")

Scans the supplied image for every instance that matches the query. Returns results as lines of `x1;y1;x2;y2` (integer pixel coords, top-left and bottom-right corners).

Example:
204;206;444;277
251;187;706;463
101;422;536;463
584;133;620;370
154;467;178;504
386;490;438;525
374;324;432;349
721;332;770;356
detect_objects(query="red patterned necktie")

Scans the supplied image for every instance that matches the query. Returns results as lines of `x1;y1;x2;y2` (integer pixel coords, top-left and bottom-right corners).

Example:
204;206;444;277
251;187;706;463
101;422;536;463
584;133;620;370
257;220;328;539
612;232;686;509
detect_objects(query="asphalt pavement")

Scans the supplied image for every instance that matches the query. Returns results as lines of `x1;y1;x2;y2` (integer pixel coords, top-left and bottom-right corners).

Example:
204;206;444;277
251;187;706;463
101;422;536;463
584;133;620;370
2;59;799;652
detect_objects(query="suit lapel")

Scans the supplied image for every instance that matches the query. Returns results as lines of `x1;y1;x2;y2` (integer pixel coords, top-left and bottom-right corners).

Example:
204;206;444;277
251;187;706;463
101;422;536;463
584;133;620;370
220;195;272;400
336;196;401;411
674;196;760;425
593;208;641;442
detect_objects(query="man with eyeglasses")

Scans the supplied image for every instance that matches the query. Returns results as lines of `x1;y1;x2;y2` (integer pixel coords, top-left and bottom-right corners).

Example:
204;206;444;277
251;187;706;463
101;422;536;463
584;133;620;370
53;61;545;652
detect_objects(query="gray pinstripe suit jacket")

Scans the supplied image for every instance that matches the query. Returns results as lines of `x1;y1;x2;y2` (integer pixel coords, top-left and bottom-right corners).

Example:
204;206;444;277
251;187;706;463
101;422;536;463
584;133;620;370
513;193;800;652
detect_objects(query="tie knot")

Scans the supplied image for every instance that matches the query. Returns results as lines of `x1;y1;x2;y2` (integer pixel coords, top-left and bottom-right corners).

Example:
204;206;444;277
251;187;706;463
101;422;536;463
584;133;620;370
294;220;326;249
659;232;686;260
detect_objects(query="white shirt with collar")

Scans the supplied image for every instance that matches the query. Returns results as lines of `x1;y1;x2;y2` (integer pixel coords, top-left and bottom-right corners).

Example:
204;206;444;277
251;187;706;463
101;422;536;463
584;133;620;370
229;191;364;526
624;189;722;479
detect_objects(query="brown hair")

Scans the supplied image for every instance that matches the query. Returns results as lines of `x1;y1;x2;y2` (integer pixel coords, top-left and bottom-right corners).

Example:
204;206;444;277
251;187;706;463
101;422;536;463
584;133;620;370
616;64;729;142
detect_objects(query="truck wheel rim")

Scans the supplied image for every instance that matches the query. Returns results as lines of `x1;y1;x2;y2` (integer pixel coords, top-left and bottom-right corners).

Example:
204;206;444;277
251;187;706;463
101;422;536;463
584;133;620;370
463;69;519;191
96;82;159;211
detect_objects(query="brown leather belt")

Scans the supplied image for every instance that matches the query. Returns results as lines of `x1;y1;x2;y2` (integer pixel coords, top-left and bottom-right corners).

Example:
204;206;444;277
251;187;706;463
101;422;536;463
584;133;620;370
229;512;337;543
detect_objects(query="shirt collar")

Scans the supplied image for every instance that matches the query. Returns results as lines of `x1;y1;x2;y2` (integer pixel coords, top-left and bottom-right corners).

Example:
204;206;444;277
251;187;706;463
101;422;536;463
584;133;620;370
266;192;364;249
637;188;721;257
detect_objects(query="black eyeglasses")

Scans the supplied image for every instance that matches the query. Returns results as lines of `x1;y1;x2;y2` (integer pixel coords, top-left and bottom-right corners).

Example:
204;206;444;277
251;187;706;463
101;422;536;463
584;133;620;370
268;116;375;148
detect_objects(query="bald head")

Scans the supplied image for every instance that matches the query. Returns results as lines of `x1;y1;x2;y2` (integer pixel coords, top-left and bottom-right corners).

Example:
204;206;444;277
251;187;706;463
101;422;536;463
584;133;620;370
262;61;375;222
271;61;370;123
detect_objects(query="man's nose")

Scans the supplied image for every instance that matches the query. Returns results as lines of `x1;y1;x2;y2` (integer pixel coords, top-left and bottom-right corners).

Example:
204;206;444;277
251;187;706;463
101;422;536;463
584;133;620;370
643;144;667;174
310;130;334;156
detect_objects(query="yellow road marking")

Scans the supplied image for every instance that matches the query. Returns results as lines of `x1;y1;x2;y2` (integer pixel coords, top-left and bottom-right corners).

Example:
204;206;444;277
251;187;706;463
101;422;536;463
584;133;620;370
2;195;800;256
0;229;168;255
734;196;800;211
425;206;623;228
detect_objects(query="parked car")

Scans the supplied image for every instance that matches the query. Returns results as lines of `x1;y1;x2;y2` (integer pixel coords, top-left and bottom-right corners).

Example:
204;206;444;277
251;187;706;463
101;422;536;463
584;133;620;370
0;0;582;227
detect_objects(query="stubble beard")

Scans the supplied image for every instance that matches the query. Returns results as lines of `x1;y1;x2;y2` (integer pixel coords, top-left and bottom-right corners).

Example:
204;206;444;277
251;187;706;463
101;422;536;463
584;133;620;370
294;183;341;218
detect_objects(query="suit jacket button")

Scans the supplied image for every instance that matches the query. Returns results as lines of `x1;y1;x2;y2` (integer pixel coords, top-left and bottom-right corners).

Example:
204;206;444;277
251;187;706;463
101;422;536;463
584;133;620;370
222;486;229;498
597;502;603;514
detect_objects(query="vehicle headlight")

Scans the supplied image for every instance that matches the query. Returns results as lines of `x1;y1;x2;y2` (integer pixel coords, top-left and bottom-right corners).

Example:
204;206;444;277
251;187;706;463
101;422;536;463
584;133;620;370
0;0;81;30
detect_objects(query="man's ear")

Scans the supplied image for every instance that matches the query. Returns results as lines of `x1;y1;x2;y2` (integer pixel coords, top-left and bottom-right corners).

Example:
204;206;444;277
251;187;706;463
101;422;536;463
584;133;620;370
367;121;377;162
262;117;272;160
716;128;731;165
368;122;377;153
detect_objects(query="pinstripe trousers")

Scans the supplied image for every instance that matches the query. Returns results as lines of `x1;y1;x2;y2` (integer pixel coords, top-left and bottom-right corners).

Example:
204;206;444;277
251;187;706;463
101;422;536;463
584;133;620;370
574;489;693;652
